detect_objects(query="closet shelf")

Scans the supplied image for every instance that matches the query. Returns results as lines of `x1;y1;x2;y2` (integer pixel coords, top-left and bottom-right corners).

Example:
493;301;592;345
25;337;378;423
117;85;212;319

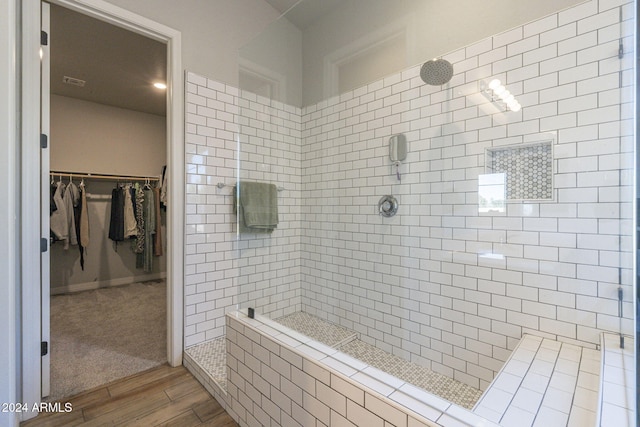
50;170;161;182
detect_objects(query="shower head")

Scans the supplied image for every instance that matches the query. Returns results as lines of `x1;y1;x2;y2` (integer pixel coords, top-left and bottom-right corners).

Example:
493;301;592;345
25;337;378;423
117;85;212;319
420;58;454;86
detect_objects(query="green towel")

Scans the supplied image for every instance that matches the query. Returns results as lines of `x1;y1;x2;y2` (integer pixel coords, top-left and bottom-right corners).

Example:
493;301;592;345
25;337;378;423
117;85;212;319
234;181;278;234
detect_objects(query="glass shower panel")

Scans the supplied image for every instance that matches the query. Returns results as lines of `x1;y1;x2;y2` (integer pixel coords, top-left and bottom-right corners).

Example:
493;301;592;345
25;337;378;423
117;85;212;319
235;0;636;421
234;10;303;317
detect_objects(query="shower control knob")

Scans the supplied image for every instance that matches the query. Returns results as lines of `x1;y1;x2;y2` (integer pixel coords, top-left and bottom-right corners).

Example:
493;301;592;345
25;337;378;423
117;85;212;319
378;195;398;217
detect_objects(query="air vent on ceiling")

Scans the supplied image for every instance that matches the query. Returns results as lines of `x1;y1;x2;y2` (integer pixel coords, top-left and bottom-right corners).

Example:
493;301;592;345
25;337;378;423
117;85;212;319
62;76;86;87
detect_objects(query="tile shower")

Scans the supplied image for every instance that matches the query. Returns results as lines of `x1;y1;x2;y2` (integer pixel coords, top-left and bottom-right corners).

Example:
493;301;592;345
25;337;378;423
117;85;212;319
184;0;635;425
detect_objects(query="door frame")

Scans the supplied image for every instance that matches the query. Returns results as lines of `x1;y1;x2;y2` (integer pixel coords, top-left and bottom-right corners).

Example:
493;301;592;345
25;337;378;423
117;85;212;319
21;0;184;415
40;1;51;398
1;0;18;425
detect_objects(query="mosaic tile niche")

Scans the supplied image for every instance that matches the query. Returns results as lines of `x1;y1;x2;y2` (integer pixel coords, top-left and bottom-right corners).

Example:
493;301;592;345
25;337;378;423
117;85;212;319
486;141;553;201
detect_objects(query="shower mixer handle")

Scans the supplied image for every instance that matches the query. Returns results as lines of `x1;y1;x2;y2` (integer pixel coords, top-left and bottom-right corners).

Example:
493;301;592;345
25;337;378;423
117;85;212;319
378;195;398;217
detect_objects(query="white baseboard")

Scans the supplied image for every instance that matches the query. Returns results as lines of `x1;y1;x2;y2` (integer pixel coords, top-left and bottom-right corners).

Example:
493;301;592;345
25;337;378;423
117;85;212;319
50;272;167;295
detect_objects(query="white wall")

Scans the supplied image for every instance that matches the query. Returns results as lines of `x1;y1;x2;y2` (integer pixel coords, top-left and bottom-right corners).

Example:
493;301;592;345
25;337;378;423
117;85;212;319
239;15;303;106
50;95;167;291
103;0;282;87
237;0;585;106
51;95;166;176
0;0;18;423
301;0;586;105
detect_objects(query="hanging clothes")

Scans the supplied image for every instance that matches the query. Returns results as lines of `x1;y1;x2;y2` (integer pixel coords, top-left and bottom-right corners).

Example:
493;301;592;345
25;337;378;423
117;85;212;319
133;183;145;254
79;182;90;248
136;186;155;272
50;181;67;243
153;187;163;257
49;174;165;275
50;183;58;216
123;184;137;238
143;187;155;272
62;181;79;250
108;186;125;242
129;186;138;222
73;185;83;269
77;182;90;270
160;165;168;208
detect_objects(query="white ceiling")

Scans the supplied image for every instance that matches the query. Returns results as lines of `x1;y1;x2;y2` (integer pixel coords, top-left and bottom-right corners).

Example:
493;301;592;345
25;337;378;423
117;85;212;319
50;4;167;116
263;0;346;29
263;0;299;14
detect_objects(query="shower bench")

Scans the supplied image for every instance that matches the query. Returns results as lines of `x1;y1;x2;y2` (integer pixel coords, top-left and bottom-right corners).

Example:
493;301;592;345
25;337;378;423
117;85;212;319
185;312;634;427
472;333;634;427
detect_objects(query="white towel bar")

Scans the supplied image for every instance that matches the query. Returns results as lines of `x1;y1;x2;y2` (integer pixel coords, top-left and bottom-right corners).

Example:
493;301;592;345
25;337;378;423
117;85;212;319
216;182;285;192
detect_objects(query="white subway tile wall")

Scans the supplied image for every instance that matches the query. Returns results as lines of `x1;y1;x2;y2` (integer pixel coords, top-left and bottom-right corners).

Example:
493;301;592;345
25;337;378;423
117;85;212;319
299;0;634;391
185;0;634;392
185;73;303;348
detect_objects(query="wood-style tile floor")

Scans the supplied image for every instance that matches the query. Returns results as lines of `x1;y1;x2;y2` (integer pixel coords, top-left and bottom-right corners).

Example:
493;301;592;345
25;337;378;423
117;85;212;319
21;364;239;427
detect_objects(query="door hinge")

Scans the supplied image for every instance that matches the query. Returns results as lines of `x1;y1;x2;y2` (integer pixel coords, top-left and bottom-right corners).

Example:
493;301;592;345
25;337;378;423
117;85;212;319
41;341;48;356
40;134;48;149
41;30;48;46
40;238;48;253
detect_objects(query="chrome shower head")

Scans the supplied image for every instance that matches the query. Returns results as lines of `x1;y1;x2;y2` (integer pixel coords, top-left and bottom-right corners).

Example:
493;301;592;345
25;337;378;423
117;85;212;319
420;58;454;86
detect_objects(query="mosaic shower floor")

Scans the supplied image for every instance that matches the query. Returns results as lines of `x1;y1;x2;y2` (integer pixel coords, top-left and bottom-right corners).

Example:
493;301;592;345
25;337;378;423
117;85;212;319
185;311;482;409
275;311;358;348
277;312;482;409
184;336;227;391
338;340;482;409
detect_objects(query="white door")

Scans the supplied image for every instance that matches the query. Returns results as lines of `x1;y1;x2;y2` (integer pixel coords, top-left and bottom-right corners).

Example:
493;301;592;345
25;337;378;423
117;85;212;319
40;0;51;399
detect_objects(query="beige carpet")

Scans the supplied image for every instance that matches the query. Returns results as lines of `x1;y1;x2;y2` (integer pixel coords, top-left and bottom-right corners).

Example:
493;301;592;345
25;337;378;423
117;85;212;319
48;280;167;402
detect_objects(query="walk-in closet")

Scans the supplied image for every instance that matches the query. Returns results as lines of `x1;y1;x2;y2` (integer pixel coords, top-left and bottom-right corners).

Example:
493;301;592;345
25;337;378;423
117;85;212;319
46;4;168;401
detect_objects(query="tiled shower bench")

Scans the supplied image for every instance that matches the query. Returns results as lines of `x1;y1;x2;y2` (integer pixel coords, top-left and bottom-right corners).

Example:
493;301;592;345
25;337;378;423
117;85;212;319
185;312;634;427
222;311;497;427
473;333;635;427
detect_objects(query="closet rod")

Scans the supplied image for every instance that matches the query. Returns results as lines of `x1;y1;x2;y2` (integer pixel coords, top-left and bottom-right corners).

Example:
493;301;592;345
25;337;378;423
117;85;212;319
50;171;161;182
